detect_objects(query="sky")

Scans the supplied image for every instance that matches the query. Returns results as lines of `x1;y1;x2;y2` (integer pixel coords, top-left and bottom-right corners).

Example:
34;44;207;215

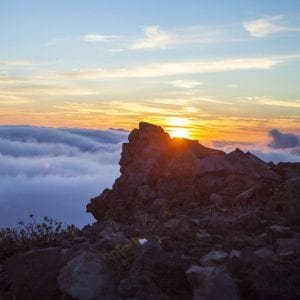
0;0;299;143
0;1;300;227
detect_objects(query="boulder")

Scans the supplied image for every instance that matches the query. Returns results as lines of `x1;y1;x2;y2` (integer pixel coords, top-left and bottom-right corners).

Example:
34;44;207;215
118;241;192;299
229;250;241;259
275;238;300;255
200;250;228;266
267;225;294;243
186;265;240;300
58;251;116;300
254;247;274;259
2;247;65;300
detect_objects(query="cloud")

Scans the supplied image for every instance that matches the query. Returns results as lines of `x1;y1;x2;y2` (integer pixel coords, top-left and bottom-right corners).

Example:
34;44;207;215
213;140;300;163
63;56;285;79
213;129;300;163
128;24;245;50
167;80;202;89
226;83;238;89
244;96;300;108
0;126;128;228
213;141;254;148
83;34;119;43
243;15;300;37
0;60;32;67
130;25;175;49
268;129;300;149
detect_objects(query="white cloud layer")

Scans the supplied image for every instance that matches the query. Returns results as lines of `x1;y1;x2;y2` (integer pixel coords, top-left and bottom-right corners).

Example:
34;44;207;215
0;126;128;228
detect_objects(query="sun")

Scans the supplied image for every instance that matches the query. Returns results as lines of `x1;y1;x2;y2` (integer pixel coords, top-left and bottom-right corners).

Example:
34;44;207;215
170;127;189;138
167;117;190;139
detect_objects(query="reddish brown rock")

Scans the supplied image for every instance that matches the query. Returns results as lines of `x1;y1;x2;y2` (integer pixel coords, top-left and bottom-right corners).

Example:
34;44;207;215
87;122;281;223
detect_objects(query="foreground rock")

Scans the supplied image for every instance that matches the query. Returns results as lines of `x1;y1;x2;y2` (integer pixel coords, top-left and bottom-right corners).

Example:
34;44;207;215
1;122;300;299
58;251;116;300
186;265;240;300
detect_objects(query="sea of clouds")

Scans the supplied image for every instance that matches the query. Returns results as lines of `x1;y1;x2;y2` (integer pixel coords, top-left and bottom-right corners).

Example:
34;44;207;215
0;125;299;228
0;126;128;228
213;129;300;163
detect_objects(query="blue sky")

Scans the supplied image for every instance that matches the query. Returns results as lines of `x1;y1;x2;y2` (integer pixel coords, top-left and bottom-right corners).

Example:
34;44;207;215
0;0;299;142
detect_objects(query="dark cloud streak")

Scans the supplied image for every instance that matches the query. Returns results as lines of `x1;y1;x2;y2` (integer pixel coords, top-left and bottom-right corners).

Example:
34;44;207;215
268;129;300;149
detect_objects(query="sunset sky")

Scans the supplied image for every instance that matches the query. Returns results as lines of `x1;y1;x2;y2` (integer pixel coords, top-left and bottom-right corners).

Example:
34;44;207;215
0;0;299;143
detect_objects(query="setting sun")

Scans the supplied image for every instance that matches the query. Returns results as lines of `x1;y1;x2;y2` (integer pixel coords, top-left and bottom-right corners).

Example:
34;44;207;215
167;117;190;138
169;127;189;138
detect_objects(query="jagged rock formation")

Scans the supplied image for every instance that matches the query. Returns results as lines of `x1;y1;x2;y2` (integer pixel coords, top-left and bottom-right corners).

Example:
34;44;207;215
87;122;294;224
1;122;300;300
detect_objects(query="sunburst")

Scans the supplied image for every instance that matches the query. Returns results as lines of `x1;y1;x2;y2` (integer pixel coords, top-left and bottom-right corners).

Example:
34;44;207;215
168;117;190;138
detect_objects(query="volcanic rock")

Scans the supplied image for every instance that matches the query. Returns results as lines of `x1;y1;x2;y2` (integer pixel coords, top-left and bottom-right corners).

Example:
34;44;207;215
186;265;240;300
87;122;281;223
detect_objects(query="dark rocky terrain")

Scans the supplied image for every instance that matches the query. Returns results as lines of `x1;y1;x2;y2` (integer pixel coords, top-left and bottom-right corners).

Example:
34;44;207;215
1;122;300;300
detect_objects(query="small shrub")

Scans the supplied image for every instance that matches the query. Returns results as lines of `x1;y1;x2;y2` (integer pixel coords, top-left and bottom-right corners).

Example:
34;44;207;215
106;239;138;281
0;215;79;262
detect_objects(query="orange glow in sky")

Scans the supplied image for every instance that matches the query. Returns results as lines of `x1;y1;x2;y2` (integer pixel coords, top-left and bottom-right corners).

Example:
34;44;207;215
167;118;190;139
1;2;300;146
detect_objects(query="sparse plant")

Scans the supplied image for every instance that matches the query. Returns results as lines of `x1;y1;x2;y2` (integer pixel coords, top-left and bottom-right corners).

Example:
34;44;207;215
105;238;138;281
0;215;79;262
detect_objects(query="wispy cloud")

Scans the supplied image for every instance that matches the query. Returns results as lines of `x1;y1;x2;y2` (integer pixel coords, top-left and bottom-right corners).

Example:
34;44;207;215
244;96;300;108
128;24;241;50
167;80;203;89
0;85;97;97
130;25;176;49
0;95;32;105
0;60;32;67
62;56;286;79
83;34;120;43
226;83;238;89
243;15;300;37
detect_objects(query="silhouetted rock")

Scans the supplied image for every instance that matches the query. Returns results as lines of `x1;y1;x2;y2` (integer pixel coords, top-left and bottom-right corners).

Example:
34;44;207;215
58;251;116;300
186;265;240;300
1;247;66;299
118;241;192;299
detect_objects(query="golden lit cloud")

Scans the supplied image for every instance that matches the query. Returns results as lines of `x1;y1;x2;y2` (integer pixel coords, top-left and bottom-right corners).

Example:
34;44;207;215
167;80;203;89
244;96;300;108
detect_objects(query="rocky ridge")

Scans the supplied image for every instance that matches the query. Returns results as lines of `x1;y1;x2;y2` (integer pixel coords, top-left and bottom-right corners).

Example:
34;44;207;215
1;122;300;300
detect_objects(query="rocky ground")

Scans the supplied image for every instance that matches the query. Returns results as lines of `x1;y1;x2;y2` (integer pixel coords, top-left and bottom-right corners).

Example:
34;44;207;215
1;122;300;300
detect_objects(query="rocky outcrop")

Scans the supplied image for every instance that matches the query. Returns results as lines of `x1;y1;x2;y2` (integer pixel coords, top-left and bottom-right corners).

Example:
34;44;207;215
87;122;283;224
1;122;300;300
